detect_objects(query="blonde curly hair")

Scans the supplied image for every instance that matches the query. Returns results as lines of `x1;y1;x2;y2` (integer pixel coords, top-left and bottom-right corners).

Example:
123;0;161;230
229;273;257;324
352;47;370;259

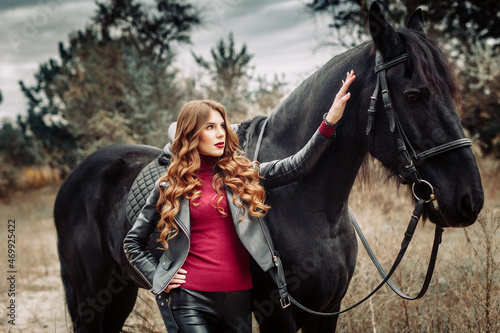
156;100;270;250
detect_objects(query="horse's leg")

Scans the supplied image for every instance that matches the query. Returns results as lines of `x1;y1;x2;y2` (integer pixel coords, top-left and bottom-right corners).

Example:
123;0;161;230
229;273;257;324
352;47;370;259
70;265;134;332
70;265;111;332
101;267;138;332
59;220;134;332
61;254;137;333
56;221;107;331
58;249;85;331
300;304;340;333
255;310;296;333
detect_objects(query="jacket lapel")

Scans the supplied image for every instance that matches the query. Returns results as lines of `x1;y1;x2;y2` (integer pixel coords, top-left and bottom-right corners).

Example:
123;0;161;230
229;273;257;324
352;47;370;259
226;189;243;224
226;188;274;272
176;196;191;237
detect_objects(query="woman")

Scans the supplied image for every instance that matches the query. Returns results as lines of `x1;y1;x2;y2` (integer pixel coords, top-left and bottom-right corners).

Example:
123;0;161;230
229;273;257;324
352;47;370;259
123;71;355;333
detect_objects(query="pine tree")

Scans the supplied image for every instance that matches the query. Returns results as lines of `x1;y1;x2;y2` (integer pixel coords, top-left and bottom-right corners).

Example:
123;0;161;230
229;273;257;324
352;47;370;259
18;0;201;167
307;0;500;157
192;32;254;120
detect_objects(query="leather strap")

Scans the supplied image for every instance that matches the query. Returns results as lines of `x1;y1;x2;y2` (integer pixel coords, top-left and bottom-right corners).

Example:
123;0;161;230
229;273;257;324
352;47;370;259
416;138;472;161
284;199;443;316
352;200;444;300
271;253;291;308
374;53;409;74
253;118;268;161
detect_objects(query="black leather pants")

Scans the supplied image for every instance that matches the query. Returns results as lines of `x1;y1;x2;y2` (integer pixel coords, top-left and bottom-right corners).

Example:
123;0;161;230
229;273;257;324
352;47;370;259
168;288;252;333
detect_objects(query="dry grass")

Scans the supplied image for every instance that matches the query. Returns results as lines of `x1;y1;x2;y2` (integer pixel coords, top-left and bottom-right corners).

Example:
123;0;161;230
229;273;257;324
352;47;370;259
0;184;71;332
338;157;500;333
0;166;61;199
0;155;498;332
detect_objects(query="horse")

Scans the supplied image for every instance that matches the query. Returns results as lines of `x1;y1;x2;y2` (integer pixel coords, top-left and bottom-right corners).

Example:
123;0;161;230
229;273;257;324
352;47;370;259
54;3;483;332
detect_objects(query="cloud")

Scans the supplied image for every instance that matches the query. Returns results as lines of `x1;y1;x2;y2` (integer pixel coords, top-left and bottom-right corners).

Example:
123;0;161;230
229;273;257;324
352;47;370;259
0;0;95;58
0;0;96;120
0;0;49;11
0;0;340;121
178;0;337;86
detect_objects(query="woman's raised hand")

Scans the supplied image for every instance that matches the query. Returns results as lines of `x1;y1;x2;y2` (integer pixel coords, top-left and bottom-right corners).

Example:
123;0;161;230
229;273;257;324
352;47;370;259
325;70;355;125
165;268;187;293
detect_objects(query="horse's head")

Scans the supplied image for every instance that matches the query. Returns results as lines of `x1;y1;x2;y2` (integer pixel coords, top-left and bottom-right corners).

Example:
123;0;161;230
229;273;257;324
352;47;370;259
365;3;483;227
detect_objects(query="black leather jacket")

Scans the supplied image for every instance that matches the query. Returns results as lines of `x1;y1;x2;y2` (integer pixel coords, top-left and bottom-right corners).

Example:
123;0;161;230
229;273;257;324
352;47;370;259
123;129;333;297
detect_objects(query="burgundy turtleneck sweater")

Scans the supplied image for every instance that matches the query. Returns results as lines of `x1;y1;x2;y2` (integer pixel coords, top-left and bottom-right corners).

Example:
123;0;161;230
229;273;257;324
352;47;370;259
180;122;335;292
180;153;252;291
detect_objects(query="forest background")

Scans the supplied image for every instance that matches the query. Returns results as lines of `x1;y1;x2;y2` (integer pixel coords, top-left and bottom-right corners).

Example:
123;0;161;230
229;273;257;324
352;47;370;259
0;0;499;191
0;0;499;332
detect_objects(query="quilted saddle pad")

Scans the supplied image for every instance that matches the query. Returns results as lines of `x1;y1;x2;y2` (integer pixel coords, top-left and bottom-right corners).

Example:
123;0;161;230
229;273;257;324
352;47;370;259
126;153;170;226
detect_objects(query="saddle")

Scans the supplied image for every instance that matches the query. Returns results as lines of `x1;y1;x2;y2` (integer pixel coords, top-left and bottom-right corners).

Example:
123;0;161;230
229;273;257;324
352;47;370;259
125;153;170;226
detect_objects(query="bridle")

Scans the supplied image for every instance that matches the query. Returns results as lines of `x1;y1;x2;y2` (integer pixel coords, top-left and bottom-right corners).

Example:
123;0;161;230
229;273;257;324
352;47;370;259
330;50;473;307
252;51;473;316
367;51;472;190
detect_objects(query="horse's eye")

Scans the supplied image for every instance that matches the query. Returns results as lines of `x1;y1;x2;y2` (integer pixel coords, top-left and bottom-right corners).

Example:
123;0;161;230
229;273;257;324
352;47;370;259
405;92;419;103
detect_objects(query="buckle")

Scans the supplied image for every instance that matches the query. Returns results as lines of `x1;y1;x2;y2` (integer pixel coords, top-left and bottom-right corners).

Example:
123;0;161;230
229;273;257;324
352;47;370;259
280;296;291;309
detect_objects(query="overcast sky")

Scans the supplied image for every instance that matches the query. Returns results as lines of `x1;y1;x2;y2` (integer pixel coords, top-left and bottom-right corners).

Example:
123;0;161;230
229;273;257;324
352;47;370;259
0;0;342;121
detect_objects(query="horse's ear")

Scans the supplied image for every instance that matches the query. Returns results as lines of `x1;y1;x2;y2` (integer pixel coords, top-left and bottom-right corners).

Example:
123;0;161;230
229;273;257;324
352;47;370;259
407;8;425;33
369;2;403;58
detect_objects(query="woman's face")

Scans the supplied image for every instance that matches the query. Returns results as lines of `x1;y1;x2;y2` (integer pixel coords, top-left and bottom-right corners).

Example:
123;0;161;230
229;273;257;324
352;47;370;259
197;109;226;157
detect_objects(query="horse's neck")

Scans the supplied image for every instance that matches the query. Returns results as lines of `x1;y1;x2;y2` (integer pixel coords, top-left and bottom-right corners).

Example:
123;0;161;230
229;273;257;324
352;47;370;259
265;45;372;202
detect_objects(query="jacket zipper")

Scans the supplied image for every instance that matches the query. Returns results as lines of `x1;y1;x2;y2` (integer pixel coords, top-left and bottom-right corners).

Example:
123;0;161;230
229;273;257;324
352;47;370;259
156;217;190;295
258;217;279;268
132;263;153;289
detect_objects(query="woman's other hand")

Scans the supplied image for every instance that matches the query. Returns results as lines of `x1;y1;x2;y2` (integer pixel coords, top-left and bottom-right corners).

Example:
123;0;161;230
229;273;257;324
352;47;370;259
165;268;187;293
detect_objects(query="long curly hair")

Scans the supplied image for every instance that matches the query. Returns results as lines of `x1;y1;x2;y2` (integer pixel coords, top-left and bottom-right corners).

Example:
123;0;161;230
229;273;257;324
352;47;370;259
156;100;270;250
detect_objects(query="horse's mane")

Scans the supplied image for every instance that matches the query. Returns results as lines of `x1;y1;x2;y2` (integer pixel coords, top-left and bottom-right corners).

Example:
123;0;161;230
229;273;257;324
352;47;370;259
237;119;252;147
397;28;460;104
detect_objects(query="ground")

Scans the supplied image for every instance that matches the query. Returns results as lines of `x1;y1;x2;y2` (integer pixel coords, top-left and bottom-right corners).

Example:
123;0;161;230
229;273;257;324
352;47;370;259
0;155;498;332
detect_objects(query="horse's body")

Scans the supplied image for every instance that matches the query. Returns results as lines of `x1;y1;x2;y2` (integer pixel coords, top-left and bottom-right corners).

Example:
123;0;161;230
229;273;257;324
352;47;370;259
54;4;483;332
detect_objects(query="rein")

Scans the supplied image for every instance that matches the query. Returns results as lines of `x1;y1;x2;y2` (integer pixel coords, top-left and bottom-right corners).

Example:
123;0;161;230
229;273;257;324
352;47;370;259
252;51;471;316
288;199;443;316
252;118;268;162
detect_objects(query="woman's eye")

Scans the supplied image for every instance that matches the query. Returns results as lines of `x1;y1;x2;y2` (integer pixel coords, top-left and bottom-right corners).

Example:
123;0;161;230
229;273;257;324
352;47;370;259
207;125;213;129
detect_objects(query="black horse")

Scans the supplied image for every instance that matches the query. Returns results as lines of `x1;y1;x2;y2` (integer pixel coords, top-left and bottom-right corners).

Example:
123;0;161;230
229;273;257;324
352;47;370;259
54;4;483;332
